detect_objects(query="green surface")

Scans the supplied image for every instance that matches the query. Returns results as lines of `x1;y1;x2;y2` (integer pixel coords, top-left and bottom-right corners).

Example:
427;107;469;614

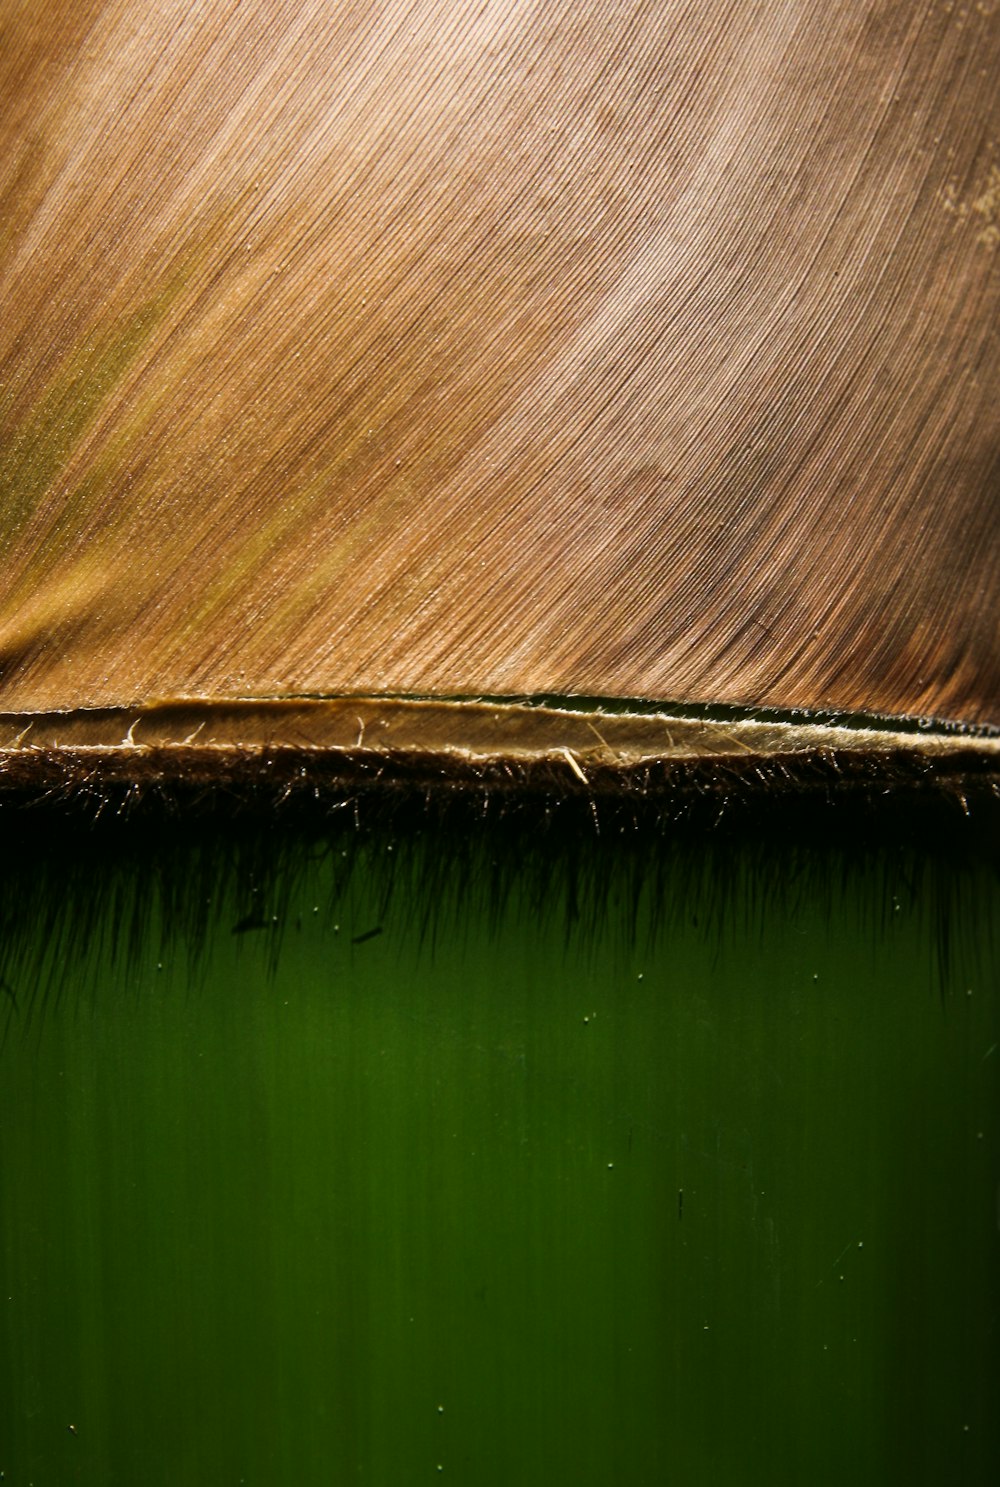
0;832;997;1484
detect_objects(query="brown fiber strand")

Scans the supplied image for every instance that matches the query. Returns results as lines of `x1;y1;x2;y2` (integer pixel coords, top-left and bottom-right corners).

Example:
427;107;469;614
1;699;997;802
0;1;997;726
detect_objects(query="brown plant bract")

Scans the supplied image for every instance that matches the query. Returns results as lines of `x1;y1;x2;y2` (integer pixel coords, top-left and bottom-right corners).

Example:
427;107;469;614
1;0;998;733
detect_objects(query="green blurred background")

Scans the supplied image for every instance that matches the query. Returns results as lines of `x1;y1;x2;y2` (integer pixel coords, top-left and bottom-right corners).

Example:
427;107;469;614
0;813;997;1484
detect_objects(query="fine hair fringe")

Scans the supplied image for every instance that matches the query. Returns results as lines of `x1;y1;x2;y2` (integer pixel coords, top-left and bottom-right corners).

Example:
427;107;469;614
0;757;996;1037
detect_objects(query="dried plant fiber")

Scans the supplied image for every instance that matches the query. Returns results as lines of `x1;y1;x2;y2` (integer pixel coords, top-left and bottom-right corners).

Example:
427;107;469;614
1;0;998;756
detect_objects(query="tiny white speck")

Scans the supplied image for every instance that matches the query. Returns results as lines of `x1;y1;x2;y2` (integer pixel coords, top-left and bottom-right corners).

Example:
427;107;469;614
607;1163;614;1169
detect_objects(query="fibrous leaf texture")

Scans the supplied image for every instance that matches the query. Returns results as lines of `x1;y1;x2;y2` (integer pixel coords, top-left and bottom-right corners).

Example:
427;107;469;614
0;0;997;733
